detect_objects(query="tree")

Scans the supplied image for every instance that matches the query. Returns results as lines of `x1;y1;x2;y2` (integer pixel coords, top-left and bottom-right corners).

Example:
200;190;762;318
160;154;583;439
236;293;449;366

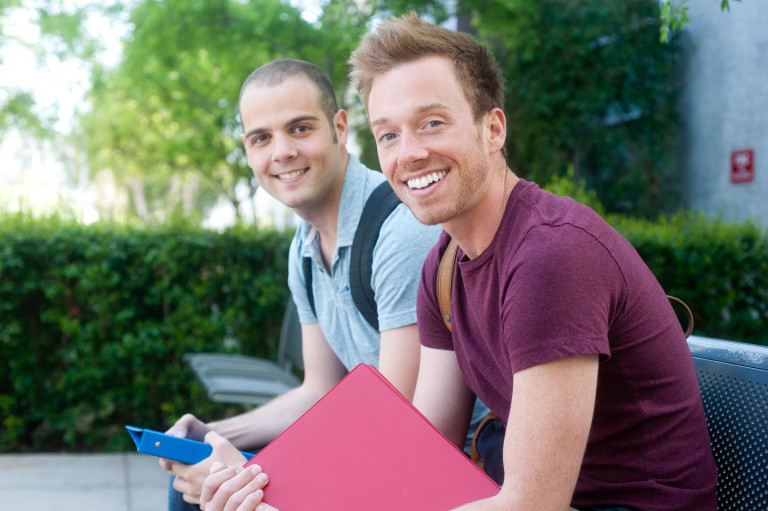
78;0;376;222
659;0;741;43
0;1;47;138
3;0;695;221
467;0;682;216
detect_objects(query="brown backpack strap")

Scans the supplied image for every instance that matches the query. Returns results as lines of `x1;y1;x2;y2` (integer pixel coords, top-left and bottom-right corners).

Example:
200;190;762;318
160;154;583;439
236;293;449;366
470;411;501;472
437;237;460;332
667;295;694;338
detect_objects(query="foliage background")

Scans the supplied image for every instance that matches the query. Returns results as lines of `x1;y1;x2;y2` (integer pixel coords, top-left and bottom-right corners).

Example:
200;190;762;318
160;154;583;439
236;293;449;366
473;0;682;217
0;216;292;451
2;0;683;222
1;212;766;452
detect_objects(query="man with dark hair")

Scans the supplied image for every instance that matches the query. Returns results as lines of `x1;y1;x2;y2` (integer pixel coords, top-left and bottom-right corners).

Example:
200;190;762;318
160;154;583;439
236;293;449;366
160;58;443;510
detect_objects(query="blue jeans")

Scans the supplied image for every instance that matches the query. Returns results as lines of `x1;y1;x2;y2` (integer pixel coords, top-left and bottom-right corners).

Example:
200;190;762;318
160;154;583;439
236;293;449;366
168;475;202;511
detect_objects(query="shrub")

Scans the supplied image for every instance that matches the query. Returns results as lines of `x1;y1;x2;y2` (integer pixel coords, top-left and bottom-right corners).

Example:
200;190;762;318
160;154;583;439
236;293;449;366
0;215;293;452
2;205;766;453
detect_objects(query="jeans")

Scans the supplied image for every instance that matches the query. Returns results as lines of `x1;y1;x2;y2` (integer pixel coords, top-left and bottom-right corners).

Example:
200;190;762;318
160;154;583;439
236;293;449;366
473;415;505;485
168;475;202;511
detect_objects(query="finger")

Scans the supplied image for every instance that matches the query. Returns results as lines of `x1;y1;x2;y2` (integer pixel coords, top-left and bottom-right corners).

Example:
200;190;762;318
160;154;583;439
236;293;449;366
206;431;249;466
209;461;228;475
172;473;191;495
206;465;266;511
204;430;228;448
165;414;194;436
169;459;191;478
227;470;269;511
159;455;173;472
200;465;241;509
235;489;264;511
182;491;201;506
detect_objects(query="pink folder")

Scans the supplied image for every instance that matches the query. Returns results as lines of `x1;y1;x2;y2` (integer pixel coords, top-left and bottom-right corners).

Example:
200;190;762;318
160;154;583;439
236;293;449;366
244;363;499;510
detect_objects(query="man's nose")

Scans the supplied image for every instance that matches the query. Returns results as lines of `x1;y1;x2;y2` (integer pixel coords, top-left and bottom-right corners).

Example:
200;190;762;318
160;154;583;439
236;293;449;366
396;130;429;168
272;134;298;162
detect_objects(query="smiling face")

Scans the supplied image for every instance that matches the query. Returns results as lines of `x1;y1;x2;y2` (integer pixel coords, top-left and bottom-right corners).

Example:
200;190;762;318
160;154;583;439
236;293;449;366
367;56;503;228
240;77;347;216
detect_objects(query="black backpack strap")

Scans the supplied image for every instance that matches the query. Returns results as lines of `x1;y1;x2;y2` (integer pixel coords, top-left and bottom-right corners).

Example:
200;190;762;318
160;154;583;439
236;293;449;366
350;181;402;331
303;255;315;317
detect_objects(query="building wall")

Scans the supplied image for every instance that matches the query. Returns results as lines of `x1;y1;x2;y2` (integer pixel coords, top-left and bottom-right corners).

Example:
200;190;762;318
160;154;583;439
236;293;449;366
679;1;768;224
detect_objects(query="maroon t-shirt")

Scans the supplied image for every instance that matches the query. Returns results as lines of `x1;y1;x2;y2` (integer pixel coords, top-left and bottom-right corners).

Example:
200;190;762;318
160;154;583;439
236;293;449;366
418;180;717;510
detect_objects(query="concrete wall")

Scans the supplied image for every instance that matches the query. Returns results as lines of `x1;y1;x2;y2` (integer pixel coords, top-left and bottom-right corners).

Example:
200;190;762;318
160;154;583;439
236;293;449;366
679;1;768;224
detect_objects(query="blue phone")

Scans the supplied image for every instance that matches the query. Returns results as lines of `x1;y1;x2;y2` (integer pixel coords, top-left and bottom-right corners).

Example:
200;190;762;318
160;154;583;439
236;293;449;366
125;425;253;464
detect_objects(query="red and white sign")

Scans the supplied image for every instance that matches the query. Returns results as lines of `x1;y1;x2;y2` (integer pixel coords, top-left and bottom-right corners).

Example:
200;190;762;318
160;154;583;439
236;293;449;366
731;149;755;184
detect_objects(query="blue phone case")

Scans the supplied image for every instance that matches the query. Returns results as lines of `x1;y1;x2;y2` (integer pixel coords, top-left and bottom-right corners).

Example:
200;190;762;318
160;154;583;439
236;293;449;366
126;425;213;464
126;425;255;464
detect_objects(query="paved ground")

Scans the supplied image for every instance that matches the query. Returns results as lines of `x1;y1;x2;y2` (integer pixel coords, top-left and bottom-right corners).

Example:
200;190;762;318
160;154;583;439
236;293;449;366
0;452;172;511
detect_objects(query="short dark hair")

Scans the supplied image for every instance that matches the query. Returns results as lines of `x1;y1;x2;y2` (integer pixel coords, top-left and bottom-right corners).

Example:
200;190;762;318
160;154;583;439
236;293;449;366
239;59;339;129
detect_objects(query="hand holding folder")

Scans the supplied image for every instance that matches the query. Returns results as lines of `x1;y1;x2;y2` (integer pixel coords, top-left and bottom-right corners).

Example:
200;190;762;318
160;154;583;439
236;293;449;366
235;364;499;510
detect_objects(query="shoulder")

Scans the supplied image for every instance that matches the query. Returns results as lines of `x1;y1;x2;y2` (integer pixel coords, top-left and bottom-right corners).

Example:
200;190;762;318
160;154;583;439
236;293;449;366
348;155;386;192
513;223;618;280
502;182;619;271
375;204;442;264
385;203;439;234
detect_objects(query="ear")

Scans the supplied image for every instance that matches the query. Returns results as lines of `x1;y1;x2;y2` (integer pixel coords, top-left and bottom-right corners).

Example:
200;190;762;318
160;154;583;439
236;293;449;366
334;109;349;146
486;107;506;155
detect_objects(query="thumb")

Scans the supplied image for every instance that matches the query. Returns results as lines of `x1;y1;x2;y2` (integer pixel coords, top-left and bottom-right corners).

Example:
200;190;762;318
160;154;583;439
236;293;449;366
204;430;226;447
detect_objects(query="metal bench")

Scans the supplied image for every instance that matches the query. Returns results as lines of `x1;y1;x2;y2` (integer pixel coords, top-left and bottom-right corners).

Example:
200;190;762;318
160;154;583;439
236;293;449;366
184;300;303;405
687;335;768;511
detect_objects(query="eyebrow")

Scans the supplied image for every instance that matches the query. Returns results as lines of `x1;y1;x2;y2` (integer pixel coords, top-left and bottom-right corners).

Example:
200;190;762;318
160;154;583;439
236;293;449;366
370;103;451;128
243;114;323;139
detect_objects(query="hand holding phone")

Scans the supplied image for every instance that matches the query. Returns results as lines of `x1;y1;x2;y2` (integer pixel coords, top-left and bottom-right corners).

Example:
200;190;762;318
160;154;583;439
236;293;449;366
126;425;254;464
126;425;213;464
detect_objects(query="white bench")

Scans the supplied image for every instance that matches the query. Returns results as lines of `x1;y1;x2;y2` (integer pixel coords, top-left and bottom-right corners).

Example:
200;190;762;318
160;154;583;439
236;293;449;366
184;300;303;405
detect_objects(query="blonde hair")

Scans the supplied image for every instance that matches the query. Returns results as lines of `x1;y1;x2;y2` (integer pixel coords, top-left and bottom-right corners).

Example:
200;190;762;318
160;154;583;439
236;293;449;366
349;12;505;123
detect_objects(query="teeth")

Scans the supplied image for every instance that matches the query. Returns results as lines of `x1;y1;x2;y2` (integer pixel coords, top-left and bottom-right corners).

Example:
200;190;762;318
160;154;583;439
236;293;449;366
407;170;446;190
277;168;307;180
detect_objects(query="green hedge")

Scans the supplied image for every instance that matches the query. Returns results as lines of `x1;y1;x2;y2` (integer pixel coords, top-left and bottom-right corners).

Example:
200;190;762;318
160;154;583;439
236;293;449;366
1;210;766;453
0;216;293;452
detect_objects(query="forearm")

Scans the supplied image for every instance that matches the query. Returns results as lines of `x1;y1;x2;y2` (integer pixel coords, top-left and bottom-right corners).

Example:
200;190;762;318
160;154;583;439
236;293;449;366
452;356;598;510
210;323;347;451
378;324;420;401
208;384;324;450
412;346;475;449
452;494;578;511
